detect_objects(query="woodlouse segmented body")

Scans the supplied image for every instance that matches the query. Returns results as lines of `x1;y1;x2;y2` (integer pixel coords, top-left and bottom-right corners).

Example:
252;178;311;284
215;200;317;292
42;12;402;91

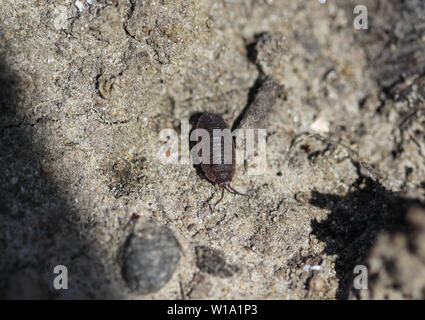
196;112;248;211
197;113;235;184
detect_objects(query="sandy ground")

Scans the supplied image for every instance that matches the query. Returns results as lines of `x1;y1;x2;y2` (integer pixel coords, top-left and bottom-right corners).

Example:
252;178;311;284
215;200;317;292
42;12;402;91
0;0;424;299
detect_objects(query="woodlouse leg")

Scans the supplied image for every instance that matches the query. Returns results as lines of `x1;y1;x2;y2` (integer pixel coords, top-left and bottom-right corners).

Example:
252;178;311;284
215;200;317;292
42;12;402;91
225;184;250;198
211;186;225;213
208;186;224;214
205;186;224;214
203;187;216;210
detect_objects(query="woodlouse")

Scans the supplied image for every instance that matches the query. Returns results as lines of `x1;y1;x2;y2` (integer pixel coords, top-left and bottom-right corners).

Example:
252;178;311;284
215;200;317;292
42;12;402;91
196;112;249;211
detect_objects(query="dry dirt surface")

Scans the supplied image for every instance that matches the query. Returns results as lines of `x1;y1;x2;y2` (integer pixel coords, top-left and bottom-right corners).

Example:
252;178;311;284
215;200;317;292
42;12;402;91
0;0;424;299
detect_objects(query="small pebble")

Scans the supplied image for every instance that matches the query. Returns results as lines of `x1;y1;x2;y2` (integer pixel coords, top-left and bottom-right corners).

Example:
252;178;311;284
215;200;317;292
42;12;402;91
310;118;330;133
75;1;84;11
303;264;322;272
308;275;326;292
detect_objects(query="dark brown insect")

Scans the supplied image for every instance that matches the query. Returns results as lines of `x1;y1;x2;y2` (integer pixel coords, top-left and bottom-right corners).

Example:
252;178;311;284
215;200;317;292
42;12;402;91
196;112;249;211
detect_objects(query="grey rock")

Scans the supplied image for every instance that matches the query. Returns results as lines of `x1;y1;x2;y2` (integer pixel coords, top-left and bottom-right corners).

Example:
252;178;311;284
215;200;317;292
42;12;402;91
121;223;181;294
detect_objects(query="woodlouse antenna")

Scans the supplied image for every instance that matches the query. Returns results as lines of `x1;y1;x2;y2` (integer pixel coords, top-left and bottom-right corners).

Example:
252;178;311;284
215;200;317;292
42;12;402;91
225;184;250;198
208;184;249;214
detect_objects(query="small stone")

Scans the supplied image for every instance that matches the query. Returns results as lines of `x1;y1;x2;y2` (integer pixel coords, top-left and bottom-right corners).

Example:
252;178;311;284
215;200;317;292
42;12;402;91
205;18;214;29
295;191;310;204
121;223;181;294
308;275;326;292
310;118;330;133
75;1;84;12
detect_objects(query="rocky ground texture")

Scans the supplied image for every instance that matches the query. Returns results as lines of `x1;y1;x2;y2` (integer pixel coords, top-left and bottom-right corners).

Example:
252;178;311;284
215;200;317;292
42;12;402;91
0;0;424;299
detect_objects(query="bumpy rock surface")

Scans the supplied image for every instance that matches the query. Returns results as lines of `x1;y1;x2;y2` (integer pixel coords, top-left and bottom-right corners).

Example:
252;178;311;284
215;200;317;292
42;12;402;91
121;223;181;294
1;0;424;299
